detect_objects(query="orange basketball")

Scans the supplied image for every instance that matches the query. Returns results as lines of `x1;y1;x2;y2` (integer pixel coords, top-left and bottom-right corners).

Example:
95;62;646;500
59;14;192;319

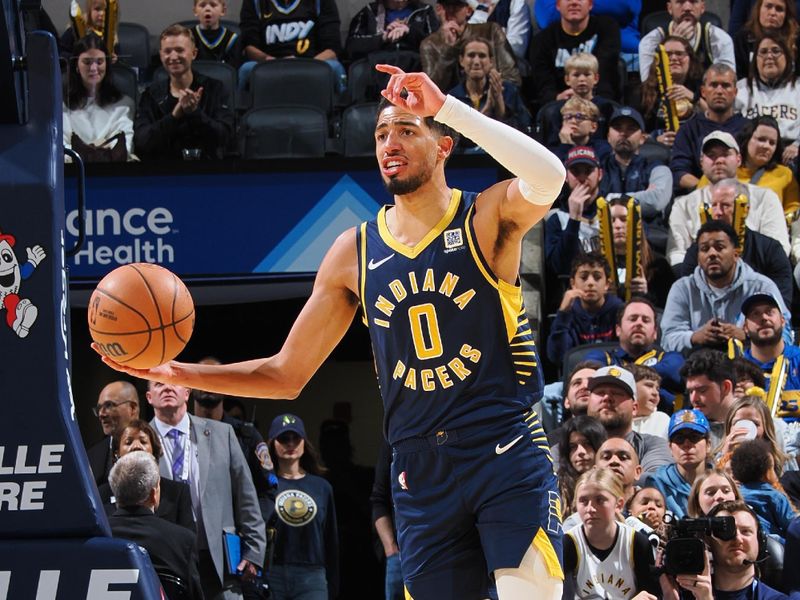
88;263;195;369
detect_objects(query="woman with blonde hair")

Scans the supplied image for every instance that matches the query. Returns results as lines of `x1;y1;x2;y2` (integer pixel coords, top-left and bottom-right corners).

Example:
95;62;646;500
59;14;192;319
563;468;659;599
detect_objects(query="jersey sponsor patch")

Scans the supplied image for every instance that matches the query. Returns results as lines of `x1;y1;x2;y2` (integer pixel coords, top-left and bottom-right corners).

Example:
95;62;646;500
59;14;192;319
443;228;464;252
275;489;318;527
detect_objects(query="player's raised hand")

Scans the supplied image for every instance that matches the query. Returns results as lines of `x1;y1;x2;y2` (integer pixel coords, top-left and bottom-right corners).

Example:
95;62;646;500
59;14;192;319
375;65;447;117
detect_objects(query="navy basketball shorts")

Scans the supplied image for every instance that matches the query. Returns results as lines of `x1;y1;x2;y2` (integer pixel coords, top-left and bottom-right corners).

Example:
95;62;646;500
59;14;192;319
390;410;564;599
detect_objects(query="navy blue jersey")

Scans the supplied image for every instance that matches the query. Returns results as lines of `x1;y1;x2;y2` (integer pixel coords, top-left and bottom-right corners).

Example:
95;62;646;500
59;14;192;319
357;189;544;444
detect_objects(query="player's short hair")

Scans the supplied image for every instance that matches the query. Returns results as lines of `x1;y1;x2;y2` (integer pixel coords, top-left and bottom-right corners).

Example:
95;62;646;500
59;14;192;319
194;0;225;5
561;96;600;120
108;451;160;508
697;219;740;248
570;251;611;279
629;363;661;384
681;349;736;386
565;52;599;75
376;97;461;151
565;359;604;390
703;62;736;85
160;23;195;45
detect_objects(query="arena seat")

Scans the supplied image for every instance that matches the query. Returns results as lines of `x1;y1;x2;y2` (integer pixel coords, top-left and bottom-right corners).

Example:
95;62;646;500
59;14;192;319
347;58;378;105
640;11;723;34
110;62;139;107
117;22;152;76
561;342;619;378
250;59;334;115
239;106;327;158
342;102;380;157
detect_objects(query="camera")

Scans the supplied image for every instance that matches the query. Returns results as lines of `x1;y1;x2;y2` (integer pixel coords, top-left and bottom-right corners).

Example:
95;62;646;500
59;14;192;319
663;516;736;575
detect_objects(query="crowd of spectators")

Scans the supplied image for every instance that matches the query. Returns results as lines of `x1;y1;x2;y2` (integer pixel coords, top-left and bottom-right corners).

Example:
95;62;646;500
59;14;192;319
60;0;800;597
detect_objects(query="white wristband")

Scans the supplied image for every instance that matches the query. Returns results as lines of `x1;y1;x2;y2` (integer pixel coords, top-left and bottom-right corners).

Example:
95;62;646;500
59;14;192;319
434;95;565;205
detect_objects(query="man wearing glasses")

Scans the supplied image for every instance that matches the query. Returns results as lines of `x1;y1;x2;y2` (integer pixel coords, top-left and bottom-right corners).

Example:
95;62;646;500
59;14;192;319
85;380;139;485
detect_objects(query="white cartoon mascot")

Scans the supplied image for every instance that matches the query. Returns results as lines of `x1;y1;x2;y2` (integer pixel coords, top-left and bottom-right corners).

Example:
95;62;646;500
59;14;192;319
0;229;46;338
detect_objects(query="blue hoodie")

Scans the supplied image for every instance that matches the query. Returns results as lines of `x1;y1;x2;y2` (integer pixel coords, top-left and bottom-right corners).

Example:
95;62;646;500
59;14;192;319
641;463;691;518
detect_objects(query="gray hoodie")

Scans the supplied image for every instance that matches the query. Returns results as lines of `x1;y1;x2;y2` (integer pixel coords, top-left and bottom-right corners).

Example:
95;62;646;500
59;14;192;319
661;260;791;353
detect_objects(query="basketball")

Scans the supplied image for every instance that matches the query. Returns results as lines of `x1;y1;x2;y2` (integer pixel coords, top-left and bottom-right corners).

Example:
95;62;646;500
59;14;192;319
88;263;195;369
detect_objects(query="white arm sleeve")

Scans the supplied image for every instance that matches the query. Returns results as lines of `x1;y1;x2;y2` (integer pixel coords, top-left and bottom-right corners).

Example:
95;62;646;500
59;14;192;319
434;95;566;205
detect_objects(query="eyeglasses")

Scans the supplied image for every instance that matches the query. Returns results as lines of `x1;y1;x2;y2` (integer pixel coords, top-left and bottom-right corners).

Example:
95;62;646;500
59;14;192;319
665;50;688;58
757;47;784;57
670;432;705;445
92;400;132;416
563;113;595;123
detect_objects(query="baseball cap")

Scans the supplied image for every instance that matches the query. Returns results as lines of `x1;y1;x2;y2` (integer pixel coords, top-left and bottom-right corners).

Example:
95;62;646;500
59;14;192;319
269;414;307;439
741;293;781;318
702;131;740;154
668;409;710;438
588;366;637;400
609;106;645;131
566;146;600;169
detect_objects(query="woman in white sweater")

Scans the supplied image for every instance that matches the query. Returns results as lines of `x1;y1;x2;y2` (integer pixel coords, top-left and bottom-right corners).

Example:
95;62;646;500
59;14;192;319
736;33;800;152
63;33;135;162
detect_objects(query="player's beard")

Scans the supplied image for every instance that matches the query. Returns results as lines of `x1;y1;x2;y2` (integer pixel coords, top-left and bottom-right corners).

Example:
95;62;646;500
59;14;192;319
750;326;782;348
383;162;434;196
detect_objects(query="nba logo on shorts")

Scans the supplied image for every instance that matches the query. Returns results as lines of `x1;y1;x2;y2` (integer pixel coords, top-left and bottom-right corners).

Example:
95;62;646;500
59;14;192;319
398;471;408;491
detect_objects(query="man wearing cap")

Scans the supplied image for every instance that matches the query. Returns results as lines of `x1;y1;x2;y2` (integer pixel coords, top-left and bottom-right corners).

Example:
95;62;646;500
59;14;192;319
419;0;520;92
599;106;672;220
680;179;793;306
667;130;789;267
742;293;800;456
641;409;711;518
670;64;747;193
147;380;266;599
661;220;792;355
528;0;620;104
544;145;603;277
585;365;673;473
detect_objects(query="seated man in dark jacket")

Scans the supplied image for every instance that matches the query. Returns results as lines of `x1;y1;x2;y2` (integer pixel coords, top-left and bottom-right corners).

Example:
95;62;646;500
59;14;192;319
346;0;439;61
681;178;793;307
108;451;204;599
134;24;233;161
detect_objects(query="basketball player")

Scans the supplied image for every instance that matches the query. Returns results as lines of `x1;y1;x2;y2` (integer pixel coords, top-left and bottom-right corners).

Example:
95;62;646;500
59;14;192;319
97;65;566;599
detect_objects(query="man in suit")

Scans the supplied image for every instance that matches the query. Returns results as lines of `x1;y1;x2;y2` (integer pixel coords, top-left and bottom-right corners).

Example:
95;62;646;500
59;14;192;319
147;380;266;600
108;451;205;599
85;380;139;485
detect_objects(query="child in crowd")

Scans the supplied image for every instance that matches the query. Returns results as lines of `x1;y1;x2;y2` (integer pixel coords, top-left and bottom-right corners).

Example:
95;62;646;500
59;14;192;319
564;468;660;599
190;0;241;67
546;252;624;366
731;438;797;541
551;97;611;161
626;486;668;550
540;53;615;148
61;0;119;59
630;365;670;438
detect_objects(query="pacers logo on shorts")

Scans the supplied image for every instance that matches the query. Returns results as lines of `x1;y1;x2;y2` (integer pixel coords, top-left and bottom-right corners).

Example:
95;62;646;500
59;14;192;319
275;489;317;527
